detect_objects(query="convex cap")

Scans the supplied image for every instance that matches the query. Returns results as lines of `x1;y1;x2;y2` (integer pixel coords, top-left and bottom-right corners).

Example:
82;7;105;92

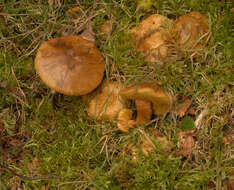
35;36;105;96
120;82;172;115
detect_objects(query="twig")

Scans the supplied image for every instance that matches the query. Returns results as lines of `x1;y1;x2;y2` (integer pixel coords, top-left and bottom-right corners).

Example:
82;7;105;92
0;163;62;181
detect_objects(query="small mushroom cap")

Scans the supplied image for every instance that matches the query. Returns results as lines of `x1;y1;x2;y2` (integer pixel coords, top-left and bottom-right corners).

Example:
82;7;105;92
35;36;105;96
171;12;209;50
87;81;125;120
120;82;172;115
135;99;152;124
137;31;169;63
130;14;172;64
130;14;171;42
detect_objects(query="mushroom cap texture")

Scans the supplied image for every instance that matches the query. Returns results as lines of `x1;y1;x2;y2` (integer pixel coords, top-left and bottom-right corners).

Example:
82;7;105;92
87;81;125;120
120;82;172;115
130;14;172;63
130;14;171;42
171;12;209;50
35;36;105;96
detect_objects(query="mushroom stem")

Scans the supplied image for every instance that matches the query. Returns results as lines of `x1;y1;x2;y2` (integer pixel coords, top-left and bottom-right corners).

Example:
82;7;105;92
135;99;152;124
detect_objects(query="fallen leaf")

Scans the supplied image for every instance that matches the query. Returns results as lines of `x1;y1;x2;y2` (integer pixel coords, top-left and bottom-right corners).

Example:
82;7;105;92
176;97;191;117
80;21;95;42
41;186;46;190
176;131;196;157
0;81;7;88
223;134;234;144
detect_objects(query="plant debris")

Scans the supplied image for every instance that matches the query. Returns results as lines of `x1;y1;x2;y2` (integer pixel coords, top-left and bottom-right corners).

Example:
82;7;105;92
176;130;196;157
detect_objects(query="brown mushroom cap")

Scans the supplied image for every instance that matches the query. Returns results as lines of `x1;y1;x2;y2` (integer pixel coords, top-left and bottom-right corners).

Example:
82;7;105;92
130;14;171;43
34;36;105;96
87;80;125;120
130;14;172;64
120;82;172;115
171;12;209;51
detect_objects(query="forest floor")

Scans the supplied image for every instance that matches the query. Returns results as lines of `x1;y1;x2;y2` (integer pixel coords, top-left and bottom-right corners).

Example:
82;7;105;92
0;0;233;189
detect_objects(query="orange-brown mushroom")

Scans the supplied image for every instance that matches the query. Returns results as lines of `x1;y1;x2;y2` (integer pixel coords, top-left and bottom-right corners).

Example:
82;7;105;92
171;12;209;53
34;36;105;96
130;14;172;64
117;109;136;132
120;82;172;115
87;80;125;120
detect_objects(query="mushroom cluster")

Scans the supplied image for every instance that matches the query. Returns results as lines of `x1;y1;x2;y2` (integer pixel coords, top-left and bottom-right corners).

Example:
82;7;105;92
34;10;210;161
130;12;210;64
34;33;172;129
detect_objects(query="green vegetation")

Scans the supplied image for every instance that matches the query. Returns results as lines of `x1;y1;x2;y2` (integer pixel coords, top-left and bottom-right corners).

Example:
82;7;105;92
0;0;233;189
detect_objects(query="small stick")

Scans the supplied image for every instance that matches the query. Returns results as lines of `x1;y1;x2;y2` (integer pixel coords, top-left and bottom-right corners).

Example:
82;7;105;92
0;163;62;181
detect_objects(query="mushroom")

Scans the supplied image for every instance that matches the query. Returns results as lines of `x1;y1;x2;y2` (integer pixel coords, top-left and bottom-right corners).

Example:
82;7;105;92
130;14;172;64
135;99;152;124
86;80;125;120
171;12;209;53
130;14;171;43
120;82;172;115
117;109;136;132
34;36;105;96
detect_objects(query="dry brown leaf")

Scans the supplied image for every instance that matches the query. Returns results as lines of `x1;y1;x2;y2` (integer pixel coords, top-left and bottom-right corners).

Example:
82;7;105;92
0;81;7;88
80;21;95;42
41;186;46;190
176;131;196;157
223;134;234;144
176;97;191;117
